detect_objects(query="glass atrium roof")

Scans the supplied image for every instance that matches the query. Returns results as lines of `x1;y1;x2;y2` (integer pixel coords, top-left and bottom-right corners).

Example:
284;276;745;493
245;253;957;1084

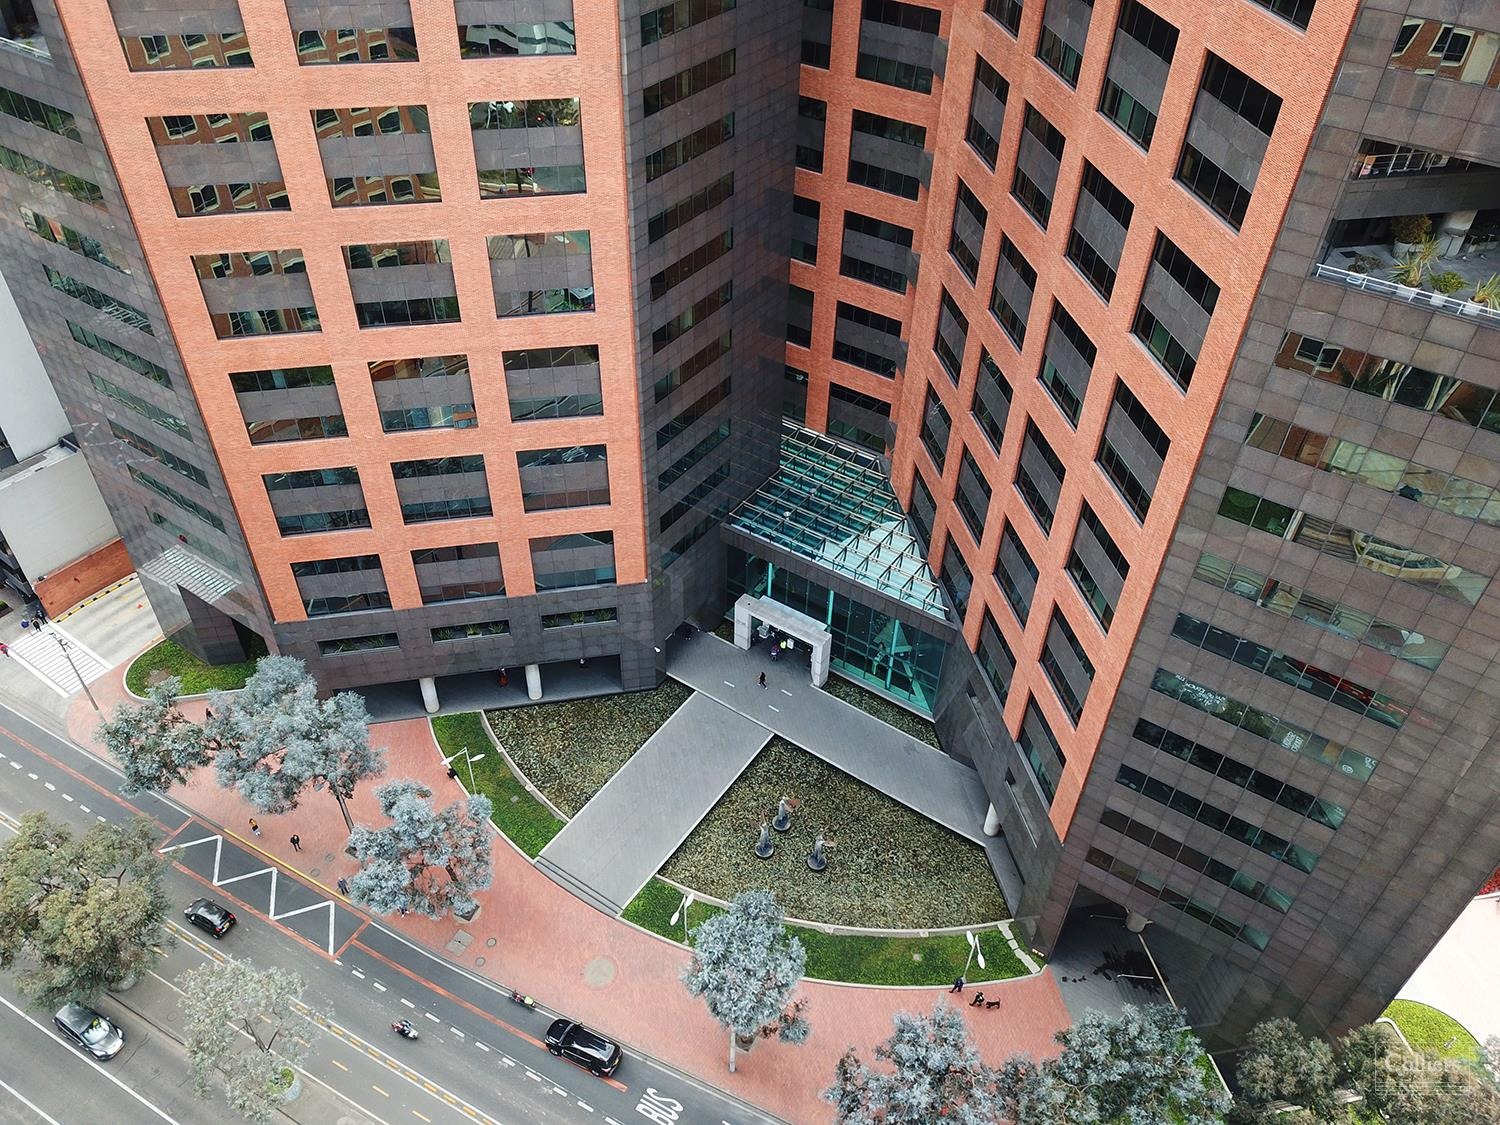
726;423;948;619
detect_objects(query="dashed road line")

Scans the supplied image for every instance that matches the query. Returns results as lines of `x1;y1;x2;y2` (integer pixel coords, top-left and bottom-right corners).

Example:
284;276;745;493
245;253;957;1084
372;981;387;992
400;997;416;1009
768;705;780;713
330;1059;348;1072
43;782;54;790
474;1041;489;1052
576;1100;594;1113
412;1112;431;1123
423;1012;440;1022
351;969;366;979
450;1027;464;1038
372;1085;389;1098
781;688;793;697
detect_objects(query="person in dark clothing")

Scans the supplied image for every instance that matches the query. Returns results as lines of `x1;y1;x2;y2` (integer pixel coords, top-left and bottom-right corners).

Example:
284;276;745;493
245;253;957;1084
290;834;302;852
758;672;767;689
337;877;349;895
969;991;985;1008
949;976;965;993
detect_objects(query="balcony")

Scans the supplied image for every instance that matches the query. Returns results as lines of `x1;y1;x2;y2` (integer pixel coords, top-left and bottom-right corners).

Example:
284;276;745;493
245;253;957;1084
0;0;48;58
1316;219;1500;327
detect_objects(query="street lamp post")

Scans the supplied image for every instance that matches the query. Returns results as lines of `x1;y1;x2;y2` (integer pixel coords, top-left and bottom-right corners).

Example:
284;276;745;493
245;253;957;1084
443;747;483;791
24;610;99;711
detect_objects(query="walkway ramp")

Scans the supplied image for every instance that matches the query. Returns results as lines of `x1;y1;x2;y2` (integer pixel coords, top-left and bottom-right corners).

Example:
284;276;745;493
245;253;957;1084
536;692;771;915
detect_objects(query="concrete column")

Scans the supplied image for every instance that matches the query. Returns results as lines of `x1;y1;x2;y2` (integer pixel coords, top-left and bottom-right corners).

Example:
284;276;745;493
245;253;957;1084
733;594;752;649
983;803;1001;836
1437;209;1476;256
418;676;439;714
525;663;542;701
809;637;830;686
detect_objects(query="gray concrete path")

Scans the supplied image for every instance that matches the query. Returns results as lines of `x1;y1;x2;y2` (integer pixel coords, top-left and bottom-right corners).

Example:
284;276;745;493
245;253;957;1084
667;631;1024;905
536;691;772;914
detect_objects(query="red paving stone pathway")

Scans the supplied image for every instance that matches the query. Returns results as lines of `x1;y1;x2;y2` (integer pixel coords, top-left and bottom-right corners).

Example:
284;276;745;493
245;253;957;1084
69;649;1071;1123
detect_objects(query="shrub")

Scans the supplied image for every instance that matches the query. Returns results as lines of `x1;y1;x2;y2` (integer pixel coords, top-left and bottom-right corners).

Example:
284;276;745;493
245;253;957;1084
1389;214;1432;244
1430;270;1466;295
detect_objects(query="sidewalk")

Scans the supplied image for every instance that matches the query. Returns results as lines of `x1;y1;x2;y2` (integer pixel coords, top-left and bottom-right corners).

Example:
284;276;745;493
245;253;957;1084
64;647;1072;1124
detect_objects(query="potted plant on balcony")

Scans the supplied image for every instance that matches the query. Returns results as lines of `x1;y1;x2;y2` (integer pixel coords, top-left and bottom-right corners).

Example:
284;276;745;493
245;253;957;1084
1429;271;1466;296
1472;274;1500;312
1390;214;1432;257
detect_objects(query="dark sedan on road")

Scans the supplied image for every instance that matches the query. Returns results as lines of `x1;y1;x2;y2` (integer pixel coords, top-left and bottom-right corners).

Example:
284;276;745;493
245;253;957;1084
545;1018;622;1076
184;898;236;938
53;1001;124;1060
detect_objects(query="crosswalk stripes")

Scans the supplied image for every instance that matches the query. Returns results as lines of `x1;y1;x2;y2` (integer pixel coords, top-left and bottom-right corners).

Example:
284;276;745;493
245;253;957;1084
7;624;110;697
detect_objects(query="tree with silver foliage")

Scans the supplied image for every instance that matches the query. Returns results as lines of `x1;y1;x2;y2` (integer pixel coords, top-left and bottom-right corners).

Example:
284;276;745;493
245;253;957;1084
995;1003;1228;1124
825;1002;1002;1124
204;656;384;832
346;779;494;920
682;889;810;1073
180;959;317;1125
96;675;211;794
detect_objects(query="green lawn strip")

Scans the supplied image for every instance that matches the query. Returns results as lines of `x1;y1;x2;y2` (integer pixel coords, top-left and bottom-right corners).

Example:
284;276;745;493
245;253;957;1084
124;638;259;696
431;712;563;858
1383;999;1482;1064
622;878;1028;987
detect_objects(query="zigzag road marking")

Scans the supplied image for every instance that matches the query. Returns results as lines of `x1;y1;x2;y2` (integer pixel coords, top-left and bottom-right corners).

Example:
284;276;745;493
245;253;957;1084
161;829;339;953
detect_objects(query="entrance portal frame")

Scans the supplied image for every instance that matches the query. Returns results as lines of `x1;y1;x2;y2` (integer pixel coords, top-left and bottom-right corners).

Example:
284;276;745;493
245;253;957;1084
732;593;832;687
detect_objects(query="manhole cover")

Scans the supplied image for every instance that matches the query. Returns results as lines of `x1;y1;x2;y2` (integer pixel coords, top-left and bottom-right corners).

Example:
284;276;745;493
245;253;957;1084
485;937;497;948
474;956;485;967
583;957;616;988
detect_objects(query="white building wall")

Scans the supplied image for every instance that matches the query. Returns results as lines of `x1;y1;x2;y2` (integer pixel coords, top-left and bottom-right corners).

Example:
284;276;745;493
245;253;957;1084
0;265;71;459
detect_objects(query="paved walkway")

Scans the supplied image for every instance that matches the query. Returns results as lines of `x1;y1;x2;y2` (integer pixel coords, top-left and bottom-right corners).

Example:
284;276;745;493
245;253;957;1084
668;630;1024;902
1397;894;1500;1045
537;693;771;913
59;643;1072;1124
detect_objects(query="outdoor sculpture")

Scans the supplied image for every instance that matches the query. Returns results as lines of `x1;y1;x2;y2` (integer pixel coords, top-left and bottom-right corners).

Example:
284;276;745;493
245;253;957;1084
807;831;836;873
755;816;775;859
772;794;801;833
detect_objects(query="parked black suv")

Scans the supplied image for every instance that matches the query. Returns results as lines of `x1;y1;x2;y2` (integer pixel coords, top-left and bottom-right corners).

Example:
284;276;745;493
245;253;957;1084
544;1018;622;1076
184;898;236;938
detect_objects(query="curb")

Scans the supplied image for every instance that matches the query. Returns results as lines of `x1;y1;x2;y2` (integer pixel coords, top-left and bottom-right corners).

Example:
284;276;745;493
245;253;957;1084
53;573;139;624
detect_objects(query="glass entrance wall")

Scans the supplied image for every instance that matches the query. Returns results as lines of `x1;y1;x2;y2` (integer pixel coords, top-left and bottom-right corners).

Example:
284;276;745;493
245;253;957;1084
726;544;947;712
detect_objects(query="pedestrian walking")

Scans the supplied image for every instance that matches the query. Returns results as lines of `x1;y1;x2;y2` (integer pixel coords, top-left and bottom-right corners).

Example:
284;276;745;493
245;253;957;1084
398;904;408;917
949;976;965;994
758;671;767;690
0;642;9;657
249;818;261;837
289;833;301;852
969;991;985;1008
337;877;349;896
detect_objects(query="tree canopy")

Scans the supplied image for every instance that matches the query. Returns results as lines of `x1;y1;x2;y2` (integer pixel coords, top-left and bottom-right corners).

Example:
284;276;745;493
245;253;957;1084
996;1004;1228;1125
205;656;383;823
180;959;315;1124
346;779;494;919
96;675;210;794
683;889;810;1071
0;811;169;1008
826;1002;1002;1125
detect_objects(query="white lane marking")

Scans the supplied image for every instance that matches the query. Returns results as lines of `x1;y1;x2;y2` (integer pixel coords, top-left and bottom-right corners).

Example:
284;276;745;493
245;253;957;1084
26;772;36;779
450;1027;464;1038
79;806;89;813
781;689;793;697
400;997;415;1009
723;681;735;687
606;1117;626;1125
8;761;19;768
525;1071;543;1083
768;705;780;713
351;969;366;979
423;1012;440;1022
576;1100;594;1112
372;981;387;992
0;1076;63;1125
62;793;73;802
43;782;55;791
499;1056;516;1067
96;815;105;822
552;1086;568;1096
475;1041;489;1052
0;991;185;1124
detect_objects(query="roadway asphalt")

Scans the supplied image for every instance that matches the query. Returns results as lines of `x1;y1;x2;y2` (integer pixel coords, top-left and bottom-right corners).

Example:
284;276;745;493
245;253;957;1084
0;701;783;1125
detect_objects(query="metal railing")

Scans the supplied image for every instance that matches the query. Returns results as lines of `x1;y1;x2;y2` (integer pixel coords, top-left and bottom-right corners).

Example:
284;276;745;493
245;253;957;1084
0;35;50;60
1311;262;1500;327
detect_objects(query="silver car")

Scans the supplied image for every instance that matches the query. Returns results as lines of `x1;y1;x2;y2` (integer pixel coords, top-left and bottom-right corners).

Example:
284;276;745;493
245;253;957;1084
53;1001;124;1060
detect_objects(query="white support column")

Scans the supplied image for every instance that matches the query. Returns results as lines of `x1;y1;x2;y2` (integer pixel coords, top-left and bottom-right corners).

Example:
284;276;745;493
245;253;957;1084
525;662;542;701
809;636;830;687
983;803;1001;836
418;676;439;714
1437;209;1477;256
733;594;752;649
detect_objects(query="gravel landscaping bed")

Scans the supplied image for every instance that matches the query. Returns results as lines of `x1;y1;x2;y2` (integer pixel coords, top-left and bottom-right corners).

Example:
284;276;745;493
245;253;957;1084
659;737;1007;929
484;680;693;816
821;676;939;748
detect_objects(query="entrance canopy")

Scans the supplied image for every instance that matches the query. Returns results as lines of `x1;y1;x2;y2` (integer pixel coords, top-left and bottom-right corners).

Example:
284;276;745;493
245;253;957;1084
733;594;832;687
